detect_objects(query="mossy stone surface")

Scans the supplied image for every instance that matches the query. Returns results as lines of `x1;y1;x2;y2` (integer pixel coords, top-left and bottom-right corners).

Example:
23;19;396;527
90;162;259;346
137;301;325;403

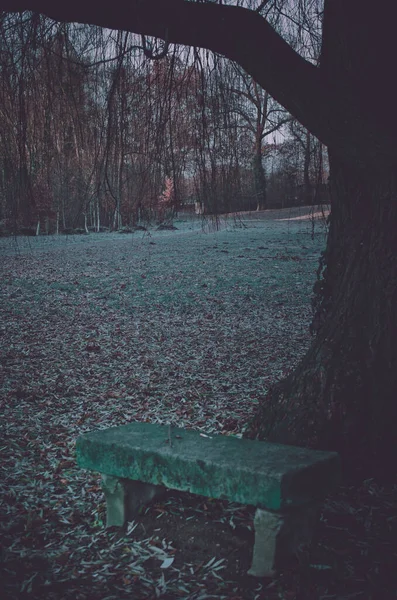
76;422;340;510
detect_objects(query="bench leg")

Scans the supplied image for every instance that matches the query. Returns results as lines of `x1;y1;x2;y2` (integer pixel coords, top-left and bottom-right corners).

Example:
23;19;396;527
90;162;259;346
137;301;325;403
248;504;318;577
101;475;165;527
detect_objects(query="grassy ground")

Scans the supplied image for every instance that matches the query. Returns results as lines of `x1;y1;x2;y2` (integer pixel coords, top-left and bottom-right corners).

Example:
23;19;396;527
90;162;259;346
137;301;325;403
1;207;396;599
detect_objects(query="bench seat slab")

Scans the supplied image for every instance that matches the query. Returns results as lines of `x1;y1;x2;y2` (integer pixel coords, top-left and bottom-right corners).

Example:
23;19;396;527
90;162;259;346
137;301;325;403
76;422;340;511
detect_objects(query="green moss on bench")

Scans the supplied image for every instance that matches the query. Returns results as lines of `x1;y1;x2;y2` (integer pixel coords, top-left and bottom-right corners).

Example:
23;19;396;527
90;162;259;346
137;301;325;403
76;422;340;510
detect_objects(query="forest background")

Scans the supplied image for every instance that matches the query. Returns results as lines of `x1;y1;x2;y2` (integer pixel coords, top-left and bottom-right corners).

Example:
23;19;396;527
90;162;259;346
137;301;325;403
0;5;328;237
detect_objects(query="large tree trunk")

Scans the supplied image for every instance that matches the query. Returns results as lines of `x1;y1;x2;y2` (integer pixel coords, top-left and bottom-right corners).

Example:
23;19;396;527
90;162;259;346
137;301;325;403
247;1;397;477
247;158;397;477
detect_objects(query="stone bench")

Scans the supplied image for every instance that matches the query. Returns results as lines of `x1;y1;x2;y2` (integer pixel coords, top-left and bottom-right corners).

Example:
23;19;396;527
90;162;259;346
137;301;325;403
76;422;340;577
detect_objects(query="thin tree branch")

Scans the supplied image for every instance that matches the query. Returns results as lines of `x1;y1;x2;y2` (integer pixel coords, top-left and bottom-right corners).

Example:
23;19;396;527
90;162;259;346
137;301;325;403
255;0;272;13
262;116;292;140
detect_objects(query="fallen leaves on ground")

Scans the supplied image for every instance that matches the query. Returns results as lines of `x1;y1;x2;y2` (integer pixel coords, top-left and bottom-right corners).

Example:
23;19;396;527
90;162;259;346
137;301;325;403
1;208;396;599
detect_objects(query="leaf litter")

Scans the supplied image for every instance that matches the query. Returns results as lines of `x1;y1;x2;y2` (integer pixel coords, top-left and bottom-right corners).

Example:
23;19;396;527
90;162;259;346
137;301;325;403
1;207;396;599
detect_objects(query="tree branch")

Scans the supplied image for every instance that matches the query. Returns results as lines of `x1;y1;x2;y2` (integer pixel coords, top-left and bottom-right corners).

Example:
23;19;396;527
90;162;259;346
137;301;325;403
262;117;292;141
3;1;325;132
3;0;395;170
255;0;272;14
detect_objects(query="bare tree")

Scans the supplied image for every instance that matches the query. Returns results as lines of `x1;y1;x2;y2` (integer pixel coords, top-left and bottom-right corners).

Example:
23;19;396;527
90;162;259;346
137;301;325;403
226;62;290;210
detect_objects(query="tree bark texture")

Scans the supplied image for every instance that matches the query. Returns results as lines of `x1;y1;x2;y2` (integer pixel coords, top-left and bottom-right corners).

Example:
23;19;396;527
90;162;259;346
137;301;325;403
248;159;397;476
248;1;397;475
